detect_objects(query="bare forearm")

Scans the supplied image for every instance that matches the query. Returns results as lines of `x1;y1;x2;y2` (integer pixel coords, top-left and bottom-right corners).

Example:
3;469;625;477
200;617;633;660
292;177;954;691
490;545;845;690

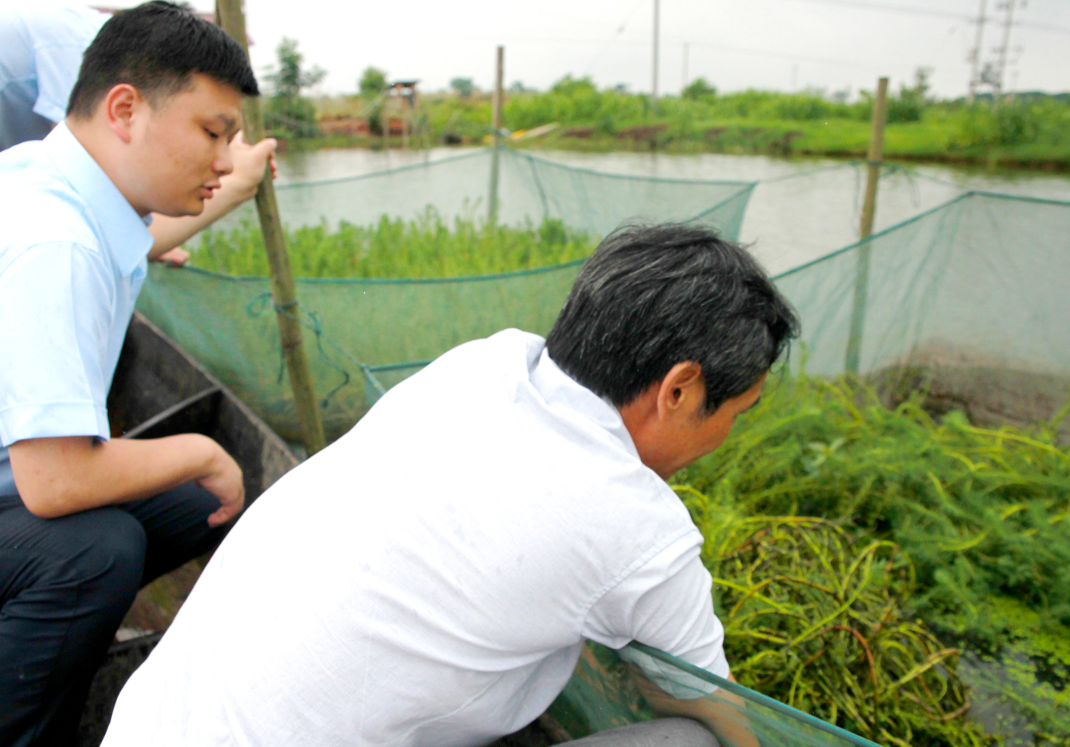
10;434;226;517
637;671;760;747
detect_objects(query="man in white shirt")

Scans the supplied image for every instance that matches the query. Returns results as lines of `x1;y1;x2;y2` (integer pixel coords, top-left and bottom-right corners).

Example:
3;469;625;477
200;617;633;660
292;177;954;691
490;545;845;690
0;3;271;744
103;223;800;747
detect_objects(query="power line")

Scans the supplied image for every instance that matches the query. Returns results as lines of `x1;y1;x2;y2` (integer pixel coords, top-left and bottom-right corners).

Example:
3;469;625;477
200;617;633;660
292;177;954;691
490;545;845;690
684;39;879;69
766;0;1070;35
768;0;972;22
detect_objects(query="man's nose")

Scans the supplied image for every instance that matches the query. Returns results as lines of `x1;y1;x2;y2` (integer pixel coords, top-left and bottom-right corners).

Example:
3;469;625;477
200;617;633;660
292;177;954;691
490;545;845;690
214;142;234;176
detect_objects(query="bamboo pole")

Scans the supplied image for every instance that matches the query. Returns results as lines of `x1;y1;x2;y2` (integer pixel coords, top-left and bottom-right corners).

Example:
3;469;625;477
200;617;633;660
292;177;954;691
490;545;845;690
651;0;660;111
216;0;327;455
844;76;889;377
488;45;504;221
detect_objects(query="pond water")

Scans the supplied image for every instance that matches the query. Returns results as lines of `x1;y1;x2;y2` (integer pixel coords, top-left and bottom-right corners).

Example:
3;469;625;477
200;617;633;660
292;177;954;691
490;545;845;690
272;146;1070;275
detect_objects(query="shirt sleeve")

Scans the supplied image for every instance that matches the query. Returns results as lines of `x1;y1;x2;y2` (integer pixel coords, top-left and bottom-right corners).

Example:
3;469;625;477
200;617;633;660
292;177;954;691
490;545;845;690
31;8;107;123
0;241;114;447
581;531;729;697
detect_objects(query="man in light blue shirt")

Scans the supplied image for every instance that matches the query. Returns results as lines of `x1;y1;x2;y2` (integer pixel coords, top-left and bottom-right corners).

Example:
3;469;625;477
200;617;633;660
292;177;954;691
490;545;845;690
0;3;278;265
0;4;107;152
0;3;267;744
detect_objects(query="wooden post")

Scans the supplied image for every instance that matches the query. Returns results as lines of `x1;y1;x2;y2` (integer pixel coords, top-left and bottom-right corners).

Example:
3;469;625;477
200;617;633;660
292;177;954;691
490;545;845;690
216;0;327;455
651;0;660;111
488;45;504;222
845;77;889;376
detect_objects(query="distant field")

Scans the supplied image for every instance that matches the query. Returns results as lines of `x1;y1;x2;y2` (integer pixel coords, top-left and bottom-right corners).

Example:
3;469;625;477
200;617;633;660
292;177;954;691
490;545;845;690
303;83;1070;170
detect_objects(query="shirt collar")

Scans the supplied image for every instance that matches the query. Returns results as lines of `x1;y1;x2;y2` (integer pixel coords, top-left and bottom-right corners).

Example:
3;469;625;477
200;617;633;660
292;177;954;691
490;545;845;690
42;123;153;277
531;346;641;459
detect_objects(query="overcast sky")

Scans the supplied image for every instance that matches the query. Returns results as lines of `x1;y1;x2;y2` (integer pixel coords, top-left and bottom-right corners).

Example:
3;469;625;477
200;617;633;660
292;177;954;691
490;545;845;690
11;0;1070;99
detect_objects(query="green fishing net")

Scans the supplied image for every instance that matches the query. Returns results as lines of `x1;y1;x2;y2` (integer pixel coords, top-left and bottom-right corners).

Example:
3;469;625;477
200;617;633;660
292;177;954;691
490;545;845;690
547;642;884;747
137;147;755;441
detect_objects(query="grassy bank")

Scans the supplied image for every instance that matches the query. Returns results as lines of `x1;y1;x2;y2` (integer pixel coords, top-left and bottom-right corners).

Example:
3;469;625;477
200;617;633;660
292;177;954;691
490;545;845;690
307;81;1070;170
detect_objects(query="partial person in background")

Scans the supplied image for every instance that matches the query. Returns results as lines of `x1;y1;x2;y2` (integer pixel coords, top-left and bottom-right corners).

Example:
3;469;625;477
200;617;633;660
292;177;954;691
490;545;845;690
0;2;275;266
0;3;270;745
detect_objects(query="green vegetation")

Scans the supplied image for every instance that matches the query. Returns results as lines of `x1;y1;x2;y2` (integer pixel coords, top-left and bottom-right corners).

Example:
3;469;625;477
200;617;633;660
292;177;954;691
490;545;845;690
264;37;326;139
358;67;388;98
308;70;1070;169
673;372;1070;743
190;211;595;279
680;510;984;747
680;373;1070;644
959;596;1070;744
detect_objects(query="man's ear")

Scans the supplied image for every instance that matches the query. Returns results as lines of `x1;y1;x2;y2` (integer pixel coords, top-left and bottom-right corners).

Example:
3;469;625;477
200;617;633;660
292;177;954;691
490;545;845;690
103;84;144;144
655;361;704;420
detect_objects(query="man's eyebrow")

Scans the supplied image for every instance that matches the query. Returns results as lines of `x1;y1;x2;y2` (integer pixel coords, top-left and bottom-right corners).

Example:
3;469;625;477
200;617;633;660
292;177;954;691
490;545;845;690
214;114;238;132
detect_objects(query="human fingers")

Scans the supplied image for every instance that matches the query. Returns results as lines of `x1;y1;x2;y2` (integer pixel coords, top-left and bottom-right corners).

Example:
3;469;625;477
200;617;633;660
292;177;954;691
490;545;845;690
156;247;190;266
197;451;246;526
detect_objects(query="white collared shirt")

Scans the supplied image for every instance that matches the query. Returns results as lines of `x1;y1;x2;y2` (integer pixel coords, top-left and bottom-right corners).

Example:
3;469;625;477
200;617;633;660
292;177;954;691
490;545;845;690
104;330;729;747
0;123;153;495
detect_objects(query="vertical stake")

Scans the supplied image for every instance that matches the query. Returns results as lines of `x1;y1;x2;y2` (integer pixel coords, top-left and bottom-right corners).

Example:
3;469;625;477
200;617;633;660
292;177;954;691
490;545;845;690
845;76;889;377
488;45;504;222
967;0;987;103
216;0;327;455
651;0;660;111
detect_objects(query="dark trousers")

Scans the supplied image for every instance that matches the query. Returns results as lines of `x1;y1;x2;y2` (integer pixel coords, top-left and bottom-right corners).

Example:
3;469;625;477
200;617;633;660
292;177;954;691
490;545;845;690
0;484;227;747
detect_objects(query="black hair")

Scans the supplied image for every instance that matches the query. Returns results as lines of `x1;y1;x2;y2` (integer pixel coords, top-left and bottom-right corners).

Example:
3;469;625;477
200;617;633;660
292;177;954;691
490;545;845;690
546;223;800;413
67;1;258;118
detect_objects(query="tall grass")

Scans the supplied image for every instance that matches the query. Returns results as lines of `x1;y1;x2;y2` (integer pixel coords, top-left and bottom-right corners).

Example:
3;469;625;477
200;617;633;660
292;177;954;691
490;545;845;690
191;209;596;279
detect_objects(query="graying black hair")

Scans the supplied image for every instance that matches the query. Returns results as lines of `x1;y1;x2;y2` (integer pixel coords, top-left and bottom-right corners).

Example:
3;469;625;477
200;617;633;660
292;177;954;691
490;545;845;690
546;223;799;412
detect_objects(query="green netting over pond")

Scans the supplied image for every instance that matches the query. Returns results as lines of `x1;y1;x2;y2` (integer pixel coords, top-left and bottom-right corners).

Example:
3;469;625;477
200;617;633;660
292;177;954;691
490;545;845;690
778;190;1070;379
137;148;755;441
546;642;885;747
211;147;755;240
140;188;1070;444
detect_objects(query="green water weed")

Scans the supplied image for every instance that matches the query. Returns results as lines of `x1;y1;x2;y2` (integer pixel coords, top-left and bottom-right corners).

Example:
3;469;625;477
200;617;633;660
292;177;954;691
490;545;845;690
191;209;596;279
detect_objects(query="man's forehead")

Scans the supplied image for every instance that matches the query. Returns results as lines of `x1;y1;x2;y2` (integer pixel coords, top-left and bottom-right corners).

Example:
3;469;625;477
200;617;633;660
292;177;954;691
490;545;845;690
169;74;244;128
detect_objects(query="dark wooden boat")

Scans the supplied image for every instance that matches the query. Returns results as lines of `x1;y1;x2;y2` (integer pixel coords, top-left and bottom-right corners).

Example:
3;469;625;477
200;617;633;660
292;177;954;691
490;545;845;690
75;312;300;746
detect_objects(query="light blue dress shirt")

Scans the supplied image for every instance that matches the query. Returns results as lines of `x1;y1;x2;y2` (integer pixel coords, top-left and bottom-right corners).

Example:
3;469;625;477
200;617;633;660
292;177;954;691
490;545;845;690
0;5;108;151
0;123;152;496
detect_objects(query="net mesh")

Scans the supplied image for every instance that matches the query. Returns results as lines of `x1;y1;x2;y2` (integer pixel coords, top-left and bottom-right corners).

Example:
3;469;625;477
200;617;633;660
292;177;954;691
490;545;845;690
546;642;883;747
213;148;755;240
777;191;1070;442
138;148;755;441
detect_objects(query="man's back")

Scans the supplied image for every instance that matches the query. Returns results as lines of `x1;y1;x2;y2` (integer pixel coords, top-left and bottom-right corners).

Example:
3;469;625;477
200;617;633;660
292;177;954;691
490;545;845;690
104;330;726;747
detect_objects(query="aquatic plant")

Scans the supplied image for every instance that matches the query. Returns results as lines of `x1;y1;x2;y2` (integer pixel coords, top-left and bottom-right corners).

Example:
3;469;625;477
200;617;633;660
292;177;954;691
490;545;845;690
677;506;988;747
679;372;1070;649
190;210;595;279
